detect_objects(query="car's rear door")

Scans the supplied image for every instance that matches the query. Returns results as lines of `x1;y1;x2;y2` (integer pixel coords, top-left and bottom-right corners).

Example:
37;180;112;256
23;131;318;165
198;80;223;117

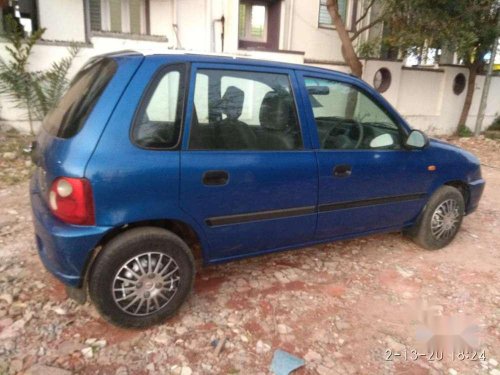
179;63;318;261
296;71;433;239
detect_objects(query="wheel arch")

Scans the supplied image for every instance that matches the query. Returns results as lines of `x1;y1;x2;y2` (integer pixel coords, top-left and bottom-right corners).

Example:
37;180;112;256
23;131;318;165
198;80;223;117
443;180;470;208
81;219;206;289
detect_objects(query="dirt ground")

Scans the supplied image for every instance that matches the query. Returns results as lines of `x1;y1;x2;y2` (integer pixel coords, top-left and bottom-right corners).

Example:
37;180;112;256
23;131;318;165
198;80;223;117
0;134;499;375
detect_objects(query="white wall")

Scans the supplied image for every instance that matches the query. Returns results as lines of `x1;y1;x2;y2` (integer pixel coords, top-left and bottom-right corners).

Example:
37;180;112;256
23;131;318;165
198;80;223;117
38;0;86;42
288;0;344;61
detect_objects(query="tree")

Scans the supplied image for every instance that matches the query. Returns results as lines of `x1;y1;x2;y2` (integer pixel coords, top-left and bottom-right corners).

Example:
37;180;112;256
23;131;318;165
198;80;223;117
0;16;79;135
383;0;499;132
325;0;385;77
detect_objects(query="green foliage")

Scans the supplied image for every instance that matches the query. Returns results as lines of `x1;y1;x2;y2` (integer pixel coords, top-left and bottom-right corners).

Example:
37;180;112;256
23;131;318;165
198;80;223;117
357;38;382;58
0;16;79;135
457;124;474;137
383;0;499;67
488;116;500;131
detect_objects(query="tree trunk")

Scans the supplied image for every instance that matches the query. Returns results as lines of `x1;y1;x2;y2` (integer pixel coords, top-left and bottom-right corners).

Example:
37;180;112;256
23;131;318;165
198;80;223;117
326;0;363;77
457;63;478;132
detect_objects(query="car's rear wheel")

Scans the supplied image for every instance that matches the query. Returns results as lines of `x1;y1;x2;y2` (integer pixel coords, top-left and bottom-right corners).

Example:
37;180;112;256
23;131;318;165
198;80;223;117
409;186;465;250
89;227;195;328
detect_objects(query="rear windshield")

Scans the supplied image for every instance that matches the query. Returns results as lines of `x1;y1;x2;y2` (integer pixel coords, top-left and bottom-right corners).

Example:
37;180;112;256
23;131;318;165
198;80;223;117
43;58;117;138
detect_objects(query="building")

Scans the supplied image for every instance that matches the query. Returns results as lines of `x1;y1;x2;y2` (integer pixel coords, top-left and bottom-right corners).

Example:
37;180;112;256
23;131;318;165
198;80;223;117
0;0;499;134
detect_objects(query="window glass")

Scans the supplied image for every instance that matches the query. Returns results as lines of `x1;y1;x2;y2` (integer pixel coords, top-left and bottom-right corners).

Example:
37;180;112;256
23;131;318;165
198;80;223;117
319;0;348;28
238;2;267;42
43;58;117;139
132;66;185;149
189;69;302;151
91;0;147;35
304;77;402;150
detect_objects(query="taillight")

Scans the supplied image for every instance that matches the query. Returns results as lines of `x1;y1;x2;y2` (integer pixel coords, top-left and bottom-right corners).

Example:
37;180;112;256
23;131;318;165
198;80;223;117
49;177;95;225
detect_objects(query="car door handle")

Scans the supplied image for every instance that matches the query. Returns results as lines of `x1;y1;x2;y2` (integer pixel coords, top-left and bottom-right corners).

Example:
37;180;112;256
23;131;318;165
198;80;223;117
333;164;352;178
202;170;229;186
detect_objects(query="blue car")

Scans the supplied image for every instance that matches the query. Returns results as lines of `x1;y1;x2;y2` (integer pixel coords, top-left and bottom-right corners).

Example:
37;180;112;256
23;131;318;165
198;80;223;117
30;51;485;328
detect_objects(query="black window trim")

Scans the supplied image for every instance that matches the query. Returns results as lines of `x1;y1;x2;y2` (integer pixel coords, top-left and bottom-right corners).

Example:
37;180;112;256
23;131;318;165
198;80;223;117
303;74;409;150
185;65;306;152
130;62;190;151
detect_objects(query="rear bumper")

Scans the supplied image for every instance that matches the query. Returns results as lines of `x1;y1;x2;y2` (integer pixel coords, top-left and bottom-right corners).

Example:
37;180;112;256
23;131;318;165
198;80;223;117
30;177;111;287
466;178;485;215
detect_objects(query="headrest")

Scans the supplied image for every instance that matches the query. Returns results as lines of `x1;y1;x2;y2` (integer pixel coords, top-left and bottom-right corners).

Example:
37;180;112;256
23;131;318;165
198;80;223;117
219;86;244;120
259;91;292;131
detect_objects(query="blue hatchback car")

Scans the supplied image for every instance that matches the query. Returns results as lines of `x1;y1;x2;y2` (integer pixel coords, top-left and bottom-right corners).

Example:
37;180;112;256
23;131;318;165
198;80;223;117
30;51;485;327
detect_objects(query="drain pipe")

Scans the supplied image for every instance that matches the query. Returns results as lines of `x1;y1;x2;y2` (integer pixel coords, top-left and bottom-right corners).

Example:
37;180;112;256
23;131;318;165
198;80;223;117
287;0;295;50
172;0;182;49
212;15;225;52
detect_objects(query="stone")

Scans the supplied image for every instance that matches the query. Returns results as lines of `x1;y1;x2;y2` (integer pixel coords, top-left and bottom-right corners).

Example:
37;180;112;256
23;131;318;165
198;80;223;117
9;359;23;373
25;365;72;375
277;324;292;334
175;326;188;335
304;349;322;362
0;294;13;305
81;347;93;359
52;307;67;315
396;266;414;278
2;152;16;161
94;339;107;348
490;369;500;375
256;340;271;354
240;334;249;343
448;369;458;375
384;337;405;352
146;363;155;372
335;321;350;330
180;367;192;375
115;366;128;375
317;365;333;375
57;341;86;356
489;358;499;367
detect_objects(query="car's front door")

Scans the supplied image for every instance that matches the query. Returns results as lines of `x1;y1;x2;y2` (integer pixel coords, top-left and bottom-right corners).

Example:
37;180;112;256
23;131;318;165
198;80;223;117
297;72;433;239
180;64;318;261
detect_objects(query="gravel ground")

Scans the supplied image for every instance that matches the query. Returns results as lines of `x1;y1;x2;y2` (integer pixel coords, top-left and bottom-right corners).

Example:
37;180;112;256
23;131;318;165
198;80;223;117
0;134;499;375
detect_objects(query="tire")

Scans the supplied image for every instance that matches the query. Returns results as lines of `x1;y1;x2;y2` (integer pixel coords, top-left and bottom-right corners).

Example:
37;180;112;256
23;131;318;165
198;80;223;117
408;186;465;250
89;227;195;328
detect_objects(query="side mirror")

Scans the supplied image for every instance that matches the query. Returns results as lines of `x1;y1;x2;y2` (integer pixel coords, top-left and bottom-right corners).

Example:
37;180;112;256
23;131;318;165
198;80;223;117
405;129;429;149
370;133;394;148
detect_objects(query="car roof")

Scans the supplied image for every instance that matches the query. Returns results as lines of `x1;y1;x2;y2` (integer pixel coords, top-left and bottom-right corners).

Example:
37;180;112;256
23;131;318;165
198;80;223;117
104;50;356;80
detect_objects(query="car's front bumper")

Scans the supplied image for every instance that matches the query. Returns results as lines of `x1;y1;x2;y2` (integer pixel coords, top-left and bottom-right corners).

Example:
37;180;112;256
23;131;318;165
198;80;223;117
30;177;111;287
466;178;485;215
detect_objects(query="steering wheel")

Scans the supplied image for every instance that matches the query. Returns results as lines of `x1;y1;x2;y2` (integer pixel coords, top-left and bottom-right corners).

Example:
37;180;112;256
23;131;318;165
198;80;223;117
324;122;364;149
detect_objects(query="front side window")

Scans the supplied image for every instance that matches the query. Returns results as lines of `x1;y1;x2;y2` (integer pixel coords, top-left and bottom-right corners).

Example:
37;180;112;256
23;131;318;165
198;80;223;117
189;69;302;151
304;77;402;150
132;65;185;149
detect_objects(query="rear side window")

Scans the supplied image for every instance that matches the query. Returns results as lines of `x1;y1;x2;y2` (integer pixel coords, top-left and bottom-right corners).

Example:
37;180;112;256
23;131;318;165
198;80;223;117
43;58;117;138
132;65;186;149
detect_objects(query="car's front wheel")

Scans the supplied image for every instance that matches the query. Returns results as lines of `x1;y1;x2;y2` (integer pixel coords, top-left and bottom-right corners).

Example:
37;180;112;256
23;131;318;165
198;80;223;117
408;186;465;250
89;227;195;328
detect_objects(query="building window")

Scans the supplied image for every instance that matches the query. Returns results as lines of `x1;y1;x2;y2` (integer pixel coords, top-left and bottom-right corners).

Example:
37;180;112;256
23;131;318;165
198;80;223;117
1;0;39;36
239;2;267;43
318;0;348;28
238;0;281;51
89;0;149;35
